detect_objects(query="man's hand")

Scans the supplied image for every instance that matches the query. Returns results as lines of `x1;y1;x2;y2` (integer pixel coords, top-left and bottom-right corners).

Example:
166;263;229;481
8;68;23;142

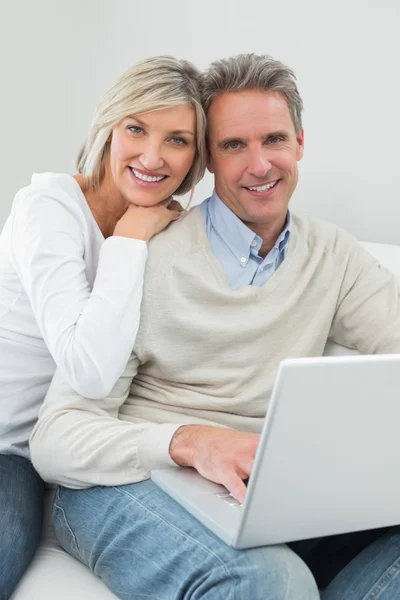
169;425;260;504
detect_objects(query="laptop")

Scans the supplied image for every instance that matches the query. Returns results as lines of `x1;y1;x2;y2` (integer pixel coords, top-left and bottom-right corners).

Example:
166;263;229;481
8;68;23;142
151;354;400;549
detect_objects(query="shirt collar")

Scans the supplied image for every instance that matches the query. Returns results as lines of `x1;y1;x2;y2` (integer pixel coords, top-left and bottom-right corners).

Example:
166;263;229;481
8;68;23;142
207;190;291;265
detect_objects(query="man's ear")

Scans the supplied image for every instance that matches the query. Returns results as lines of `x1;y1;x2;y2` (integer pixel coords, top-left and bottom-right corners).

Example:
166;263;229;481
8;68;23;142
207;147;214;174
296;129;305;161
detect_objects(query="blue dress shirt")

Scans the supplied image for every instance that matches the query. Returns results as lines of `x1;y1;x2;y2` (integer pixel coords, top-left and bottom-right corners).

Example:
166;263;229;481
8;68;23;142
200;191;291;290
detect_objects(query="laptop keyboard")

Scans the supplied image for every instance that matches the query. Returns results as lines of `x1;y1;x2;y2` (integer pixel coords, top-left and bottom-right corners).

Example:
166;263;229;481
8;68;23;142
214;479;247;508
215;491;242;508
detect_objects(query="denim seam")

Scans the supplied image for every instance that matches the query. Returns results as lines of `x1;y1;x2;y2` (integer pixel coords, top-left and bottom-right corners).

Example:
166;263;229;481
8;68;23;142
111;588;162;600
283;566;292;600
191;562;240;600
115;486;231;577
362;556;400;600
53;493;81;559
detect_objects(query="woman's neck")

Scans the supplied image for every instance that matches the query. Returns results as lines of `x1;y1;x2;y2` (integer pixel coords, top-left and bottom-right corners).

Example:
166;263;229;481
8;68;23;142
74;172;129;238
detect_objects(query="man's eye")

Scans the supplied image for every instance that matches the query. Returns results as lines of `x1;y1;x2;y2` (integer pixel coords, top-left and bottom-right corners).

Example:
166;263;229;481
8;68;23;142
171;136;187;145
226;141;241;150
128;125;144;134
268;136;283;144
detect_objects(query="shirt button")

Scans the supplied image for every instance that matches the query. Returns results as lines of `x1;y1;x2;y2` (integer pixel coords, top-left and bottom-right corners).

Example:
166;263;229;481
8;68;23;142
250;240;257;247
240;257;247;264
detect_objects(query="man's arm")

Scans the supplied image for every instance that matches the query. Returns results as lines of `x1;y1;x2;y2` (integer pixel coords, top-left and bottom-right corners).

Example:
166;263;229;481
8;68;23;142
329;241;400;353
31;354;259;501
30;355;182;489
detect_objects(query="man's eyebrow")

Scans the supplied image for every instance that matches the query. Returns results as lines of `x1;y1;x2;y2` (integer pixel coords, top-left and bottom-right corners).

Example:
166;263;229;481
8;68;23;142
217;130;290;148
125;115;194;136
264;130;289;139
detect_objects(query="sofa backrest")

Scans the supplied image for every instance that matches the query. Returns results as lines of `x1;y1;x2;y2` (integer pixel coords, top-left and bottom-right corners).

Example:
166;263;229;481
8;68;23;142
324;242;400;356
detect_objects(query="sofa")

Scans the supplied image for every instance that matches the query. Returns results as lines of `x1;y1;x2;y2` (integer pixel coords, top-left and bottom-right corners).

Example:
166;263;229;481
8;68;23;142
11;240;400;600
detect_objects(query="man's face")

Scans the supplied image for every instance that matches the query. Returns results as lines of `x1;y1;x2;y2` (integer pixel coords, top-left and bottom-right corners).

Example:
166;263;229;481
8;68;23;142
207;89;304;230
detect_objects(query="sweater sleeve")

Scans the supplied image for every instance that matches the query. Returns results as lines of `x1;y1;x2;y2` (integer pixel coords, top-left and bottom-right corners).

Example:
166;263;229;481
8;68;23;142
10;186;148;399
29;357;182;489
329;240;400;353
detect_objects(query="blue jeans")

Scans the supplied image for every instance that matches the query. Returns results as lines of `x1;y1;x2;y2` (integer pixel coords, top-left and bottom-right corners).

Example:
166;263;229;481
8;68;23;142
53;482;319;599
0;454;45;599
53;481;400;599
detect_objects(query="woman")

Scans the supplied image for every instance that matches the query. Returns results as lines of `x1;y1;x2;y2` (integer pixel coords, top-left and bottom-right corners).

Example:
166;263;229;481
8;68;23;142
0;55;206;597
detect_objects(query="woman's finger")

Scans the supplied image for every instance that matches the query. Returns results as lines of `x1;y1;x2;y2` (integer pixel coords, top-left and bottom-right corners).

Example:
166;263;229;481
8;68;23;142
168;200;184;212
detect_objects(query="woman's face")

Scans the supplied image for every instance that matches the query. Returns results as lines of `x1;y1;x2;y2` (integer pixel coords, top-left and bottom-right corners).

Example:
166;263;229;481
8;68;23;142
107;104;197;206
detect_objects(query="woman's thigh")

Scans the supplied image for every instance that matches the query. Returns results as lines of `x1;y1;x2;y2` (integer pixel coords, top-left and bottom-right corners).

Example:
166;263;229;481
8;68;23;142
53;480;319;600
0;454;45;599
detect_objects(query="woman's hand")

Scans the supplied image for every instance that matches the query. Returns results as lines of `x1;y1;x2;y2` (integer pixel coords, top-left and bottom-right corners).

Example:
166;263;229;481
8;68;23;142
113;199;184;242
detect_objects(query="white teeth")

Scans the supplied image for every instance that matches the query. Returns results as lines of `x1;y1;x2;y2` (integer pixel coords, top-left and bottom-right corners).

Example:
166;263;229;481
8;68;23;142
131;168;165;182
248;181;277;192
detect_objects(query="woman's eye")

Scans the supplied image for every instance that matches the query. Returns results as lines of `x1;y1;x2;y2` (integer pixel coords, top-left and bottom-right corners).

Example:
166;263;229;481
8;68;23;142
171;136;187;145
128;125;144;134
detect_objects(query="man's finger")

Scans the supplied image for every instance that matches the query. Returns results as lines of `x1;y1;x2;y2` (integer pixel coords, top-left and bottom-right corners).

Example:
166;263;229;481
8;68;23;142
221;471;247;504
239;458;255;477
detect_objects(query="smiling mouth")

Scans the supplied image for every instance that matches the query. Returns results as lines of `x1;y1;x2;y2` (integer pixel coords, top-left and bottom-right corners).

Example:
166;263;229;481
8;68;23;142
244;180;279;192
130;167;168;183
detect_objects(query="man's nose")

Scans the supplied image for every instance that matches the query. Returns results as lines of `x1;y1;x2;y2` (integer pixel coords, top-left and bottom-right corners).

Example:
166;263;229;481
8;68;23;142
247;149;272;179
139;143;165;171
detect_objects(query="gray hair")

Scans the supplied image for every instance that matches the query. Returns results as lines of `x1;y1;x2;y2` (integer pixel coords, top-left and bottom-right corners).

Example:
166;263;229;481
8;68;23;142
201;53;303;134
77;55;207;194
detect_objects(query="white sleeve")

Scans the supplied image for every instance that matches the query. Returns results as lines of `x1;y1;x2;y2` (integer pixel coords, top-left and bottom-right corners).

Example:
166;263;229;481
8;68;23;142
30;359;182;489
10;186;148;398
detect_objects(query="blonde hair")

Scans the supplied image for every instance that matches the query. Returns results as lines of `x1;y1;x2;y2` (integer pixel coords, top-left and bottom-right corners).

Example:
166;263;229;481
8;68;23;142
77;56;207;196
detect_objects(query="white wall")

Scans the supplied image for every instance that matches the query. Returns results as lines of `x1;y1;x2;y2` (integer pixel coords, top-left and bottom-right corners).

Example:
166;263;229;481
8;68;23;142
1;0;399;243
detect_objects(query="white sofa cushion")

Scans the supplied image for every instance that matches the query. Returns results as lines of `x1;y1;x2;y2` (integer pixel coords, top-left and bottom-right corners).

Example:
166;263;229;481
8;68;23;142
11;490;118;600
11;241;400;599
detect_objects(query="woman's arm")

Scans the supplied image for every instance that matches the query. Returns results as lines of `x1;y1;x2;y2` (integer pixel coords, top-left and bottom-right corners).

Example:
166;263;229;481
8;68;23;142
10;185;147;398
30;357;182;489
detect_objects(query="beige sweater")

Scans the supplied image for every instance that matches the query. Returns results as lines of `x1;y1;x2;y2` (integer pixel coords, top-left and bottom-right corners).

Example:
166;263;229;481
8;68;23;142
30;207;400;488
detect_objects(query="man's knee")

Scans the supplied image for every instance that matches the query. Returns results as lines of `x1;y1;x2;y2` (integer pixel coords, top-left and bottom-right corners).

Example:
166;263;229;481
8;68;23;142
217;544;320;600
98;543;320;600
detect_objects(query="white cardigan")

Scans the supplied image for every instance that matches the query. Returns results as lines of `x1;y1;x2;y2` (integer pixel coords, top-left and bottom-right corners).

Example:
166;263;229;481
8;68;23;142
0;173;147;457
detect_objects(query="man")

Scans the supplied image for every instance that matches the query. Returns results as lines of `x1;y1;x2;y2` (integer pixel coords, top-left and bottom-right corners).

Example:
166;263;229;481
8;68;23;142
31;54;400;599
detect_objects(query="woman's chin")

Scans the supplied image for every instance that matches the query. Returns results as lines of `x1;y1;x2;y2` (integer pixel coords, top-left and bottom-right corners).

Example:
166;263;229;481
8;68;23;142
125;192;166;207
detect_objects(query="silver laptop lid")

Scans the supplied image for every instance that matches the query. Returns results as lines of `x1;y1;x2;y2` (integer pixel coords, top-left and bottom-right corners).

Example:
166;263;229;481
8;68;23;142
235;354;400;548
